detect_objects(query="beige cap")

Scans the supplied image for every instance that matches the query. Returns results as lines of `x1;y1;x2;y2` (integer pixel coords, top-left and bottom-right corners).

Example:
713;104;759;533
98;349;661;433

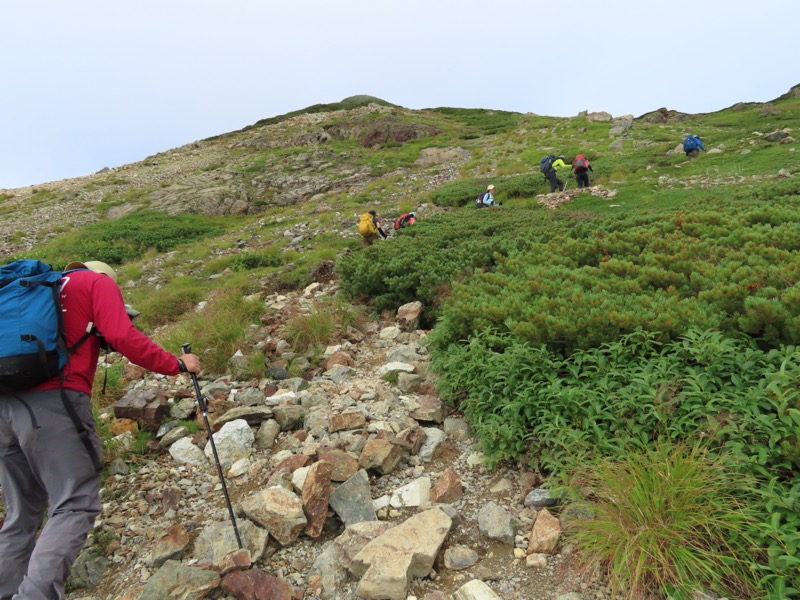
487;184;495;191
65;260;117;282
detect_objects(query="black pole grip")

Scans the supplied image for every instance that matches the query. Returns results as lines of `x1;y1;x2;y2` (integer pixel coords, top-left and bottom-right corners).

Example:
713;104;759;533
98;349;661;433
181;342;206;412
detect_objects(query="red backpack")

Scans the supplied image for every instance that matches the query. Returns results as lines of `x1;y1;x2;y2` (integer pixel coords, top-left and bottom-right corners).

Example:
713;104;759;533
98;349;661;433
573;155;589;172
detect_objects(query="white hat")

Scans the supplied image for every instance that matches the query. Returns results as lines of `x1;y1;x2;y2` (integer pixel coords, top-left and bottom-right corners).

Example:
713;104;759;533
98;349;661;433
487;184;495;191
65;260;117;282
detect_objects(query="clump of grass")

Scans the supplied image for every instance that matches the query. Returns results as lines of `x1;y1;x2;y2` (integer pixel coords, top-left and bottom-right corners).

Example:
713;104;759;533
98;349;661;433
98;426;154;468
155;285;265;374
282;300;366;352
178;419;201;435
566;442;759;599
124;275;205;329
283;309;337;351
91;360;128;409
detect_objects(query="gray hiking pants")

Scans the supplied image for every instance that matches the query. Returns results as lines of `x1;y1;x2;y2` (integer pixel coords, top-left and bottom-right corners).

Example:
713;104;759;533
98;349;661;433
0;389;101;600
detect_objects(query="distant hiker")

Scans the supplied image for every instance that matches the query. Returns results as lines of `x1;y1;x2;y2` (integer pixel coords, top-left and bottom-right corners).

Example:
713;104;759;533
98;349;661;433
358;210;387;247
394;211;417;230
683;134;705;158
0;259;201;600
542;154;570;193
475;184;497;208
572;154;594;189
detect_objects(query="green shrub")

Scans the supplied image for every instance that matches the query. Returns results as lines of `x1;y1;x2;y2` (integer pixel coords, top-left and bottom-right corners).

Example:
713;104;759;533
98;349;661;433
30;210;228;266
230;248;284;271
428;179;488;207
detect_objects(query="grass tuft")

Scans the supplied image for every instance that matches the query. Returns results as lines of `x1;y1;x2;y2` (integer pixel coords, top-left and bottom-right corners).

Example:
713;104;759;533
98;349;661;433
567;442;760;599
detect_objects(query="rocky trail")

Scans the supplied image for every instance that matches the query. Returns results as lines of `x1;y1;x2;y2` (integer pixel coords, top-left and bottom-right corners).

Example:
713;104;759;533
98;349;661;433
63;281;617;600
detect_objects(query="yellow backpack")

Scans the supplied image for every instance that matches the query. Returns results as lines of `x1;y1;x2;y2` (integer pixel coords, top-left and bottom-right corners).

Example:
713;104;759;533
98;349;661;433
358;213;378;236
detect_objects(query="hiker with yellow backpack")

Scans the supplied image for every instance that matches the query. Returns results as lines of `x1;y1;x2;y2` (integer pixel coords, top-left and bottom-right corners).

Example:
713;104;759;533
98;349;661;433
358;210;387;247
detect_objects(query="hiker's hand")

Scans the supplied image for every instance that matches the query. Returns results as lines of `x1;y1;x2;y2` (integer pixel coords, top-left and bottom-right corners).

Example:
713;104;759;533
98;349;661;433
180;353;201;375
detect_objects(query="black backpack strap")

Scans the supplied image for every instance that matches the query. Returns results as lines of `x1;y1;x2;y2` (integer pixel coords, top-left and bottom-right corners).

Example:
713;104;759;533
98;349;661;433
59;387;102;473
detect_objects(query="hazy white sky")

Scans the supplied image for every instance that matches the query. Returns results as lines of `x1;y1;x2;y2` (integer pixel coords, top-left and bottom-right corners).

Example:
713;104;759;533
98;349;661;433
1;0;797;189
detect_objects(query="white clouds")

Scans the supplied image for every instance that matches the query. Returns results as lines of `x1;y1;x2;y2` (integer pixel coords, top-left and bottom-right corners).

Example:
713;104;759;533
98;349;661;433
1;0;797;188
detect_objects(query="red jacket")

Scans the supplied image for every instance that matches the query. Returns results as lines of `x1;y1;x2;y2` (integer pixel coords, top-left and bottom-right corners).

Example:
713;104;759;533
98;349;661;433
32;270;180;395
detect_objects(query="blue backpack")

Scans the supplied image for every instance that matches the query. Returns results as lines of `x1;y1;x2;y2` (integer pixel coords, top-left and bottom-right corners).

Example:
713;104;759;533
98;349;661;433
683;136;698;152
0;259;102;470
540;154;556;173
0;260;71;390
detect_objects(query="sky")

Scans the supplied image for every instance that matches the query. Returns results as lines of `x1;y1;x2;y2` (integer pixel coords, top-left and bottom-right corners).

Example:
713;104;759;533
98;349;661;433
1;0;798;190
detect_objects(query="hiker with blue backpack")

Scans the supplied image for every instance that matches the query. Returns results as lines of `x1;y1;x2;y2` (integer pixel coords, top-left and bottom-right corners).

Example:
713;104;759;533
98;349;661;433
0;259;200;600
683;134;705;158
541;154;570;193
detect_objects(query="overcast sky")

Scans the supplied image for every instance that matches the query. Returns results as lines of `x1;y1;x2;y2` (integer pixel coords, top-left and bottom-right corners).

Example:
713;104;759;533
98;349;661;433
1;0;797;190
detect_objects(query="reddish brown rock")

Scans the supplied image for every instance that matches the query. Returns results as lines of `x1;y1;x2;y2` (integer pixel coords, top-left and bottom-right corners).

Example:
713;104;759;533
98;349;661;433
161;487;181;511
318;448;359;482
150;523;190;568
409;395;444;423
302;461;333;538
358;438;405;474
113;386;168;430
221;569;294;600
430;468;463;504
418;381;438;396
273;454;311;474
215;549;252;576
396;427;427;455
123;363;147;381
324;351;355;369
329;411;366;433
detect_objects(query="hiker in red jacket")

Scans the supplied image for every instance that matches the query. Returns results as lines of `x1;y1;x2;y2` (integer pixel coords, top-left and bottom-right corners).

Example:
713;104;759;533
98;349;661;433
394;211;417;230
572;154;594;189
0;260;201;600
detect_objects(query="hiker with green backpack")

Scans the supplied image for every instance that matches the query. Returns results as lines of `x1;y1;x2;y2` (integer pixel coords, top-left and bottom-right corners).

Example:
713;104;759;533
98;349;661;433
0;259;201;600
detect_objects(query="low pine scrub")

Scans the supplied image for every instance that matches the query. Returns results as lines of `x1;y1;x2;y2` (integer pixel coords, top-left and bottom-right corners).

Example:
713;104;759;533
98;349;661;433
28;210;229;266
337;208;579;316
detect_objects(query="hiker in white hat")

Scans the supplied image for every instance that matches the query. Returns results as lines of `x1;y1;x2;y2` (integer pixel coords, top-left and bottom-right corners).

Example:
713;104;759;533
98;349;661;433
477;184;497;208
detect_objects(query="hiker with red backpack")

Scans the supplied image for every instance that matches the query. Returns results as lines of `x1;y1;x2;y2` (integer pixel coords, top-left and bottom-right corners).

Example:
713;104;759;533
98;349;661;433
572;154;594;188
394;211;417;230
0;259;201;600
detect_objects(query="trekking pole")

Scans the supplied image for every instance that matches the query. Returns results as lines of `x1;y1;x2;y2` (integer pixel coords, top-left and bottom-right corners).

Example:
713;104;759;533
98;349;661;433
182;343;244;549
